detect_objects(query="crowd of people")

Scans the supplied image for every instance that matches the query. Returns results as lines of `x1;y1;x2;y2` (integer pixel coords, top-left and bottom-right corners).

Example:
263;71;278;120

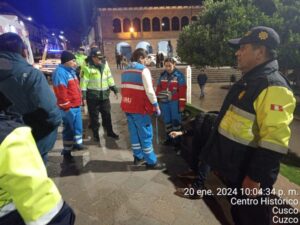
0;25;297;225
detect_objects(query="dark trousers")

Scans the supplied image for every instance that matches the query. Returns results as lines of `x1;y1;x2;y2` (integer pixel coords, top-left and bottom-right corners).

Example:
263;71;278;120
86;98;113;136
0;202;75;225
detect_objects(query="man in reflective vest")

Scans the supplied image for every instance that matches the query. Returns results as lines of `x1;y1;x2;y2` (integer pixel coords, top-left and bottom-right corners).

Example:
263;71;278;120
0;94;75;225
80;48;119;143
203;26;296;225
121;48;166;170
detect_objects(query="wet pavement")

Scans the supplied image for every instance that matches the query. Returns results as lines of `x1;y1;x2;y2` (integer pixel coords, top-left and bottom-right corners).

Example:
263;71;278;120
46;66;299;225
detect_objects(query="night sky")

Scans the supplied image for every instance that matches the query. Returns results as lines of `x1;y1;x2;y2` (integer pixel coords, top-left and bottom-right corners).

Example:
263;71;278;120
4;0;94;47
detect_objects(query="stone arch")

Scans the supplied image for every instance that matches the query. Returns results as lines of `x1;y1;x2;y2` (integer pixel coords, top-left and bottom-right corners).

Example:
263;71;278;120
171;17;180;31
133;18;141;32
157;40;168;57
181;16;189;29
142;17;151;32
152;17;160;32
162;17;170;31
123;18;131;32
136;41;153;54
116;41;132;60
112;18;121;33
191;16;197;22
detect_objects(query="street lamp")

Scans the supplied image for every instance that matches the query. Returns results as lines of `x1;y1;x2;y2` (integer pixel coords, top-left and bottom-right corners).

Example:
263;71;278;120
51;33;55;36
27;17;32;21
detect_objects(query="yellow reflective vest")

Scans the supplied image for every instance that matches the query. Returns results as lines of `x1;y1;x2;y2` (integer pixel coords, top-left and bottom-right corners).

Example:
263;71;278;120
0;120;63;224
203;60;296;185
80;60;118;100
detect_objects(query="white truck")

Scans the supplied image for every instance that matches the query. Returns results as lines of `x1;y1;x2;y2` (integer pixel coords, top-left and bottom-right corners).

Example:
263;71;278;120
0;14;34;64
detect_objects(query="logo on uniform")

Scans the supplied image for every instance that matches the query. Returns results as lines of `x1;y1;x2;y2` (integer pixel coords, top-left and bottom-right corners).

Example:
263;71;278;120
259;31;268;40
238;91;246;100
270;104;283;112
123;97;132;104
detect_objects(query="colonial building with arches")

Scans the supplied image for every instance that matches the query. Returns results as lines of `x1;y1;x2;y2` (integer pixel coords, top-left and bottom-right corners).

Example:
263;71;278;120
87;0;202;64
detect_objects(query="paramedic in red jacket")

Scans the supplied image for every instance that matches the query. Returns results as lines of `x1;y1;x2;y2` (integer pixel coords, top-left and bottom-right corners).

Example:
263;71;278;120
52;51;87;161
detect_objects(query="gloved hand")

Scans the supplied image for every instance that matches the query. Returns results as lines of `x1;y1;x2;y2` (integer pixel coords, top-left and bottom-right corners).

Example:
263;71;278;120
155;106;161;117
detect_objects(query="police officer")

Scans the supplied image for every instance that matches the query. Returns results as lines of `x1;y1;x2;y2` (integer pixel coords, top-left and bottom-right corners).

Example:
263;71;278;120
121;48;166;170
0;94;75;225
156;58;187;149
80;48;119;142
202;26;296;225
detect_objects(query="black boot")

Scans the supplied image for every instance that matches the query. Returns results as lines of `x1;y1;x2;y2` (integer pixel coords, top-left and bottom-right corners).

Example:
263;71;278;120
107;131;119;139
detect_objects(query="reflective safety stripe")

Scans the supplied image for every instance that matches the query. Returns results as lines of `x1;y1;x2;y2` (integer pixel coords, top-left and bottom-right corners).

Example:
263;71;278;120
86;87;109;91
143;147;153;154
0;202;16;218
26;199;64;225
121;83;145;91
230;105;255;121
179;98;186;101
173;125;181;131
218;127;257;148
59;101;71;106
259;140;288;154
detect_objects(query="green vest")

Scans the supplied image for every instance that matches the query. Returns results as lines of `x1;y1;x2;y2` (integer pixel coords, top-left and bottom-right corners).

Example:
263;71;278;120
80;61;118;100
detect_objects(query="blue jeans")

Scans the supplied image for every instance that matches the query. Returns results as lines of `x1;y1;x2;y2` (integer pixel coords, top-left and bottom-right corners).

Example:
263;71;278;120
126;113;157;165
36;127;58;164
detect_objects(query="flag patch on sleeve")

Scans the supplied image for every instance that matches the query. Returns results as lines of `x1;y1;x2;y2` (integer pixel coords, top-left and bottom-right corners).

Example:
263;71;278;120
270;104;283;111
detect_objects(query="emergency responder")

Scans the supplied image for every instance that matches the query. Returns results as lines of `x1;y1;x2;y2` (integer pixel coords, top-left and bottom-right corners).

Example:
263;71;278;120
75;47;87;80
121;48;166;170
202;26;296;225
156;58;187;151
52;51;87;161
0;32;61;164
80;48;119;142
0;96;75;225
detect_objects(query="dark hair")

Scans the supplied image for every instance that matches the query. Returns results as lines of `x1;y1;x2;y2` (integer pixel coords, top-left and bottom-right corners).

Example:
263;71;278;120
131;48;147;62
0;32;26;55
251;43;277;59
164;57;176;64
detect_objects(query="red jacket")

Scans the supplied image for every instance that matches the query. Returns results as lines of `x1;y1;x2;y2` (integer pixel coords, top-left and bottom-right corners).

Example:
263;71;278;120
121;63;155;114
156;68;187;109
52;65;82;110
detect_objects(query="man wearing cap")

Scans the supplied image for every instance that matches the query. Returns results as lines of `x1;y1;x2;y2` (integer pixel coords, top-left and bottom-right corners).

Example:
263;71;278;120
52;51;87;161
0;32;61;164
80;48;119;142
202;26;296;225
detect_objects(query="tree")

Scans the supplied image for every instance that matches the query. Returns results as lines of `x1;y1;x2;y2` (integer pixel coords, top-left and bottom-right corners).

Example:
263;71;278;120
177;0;300;74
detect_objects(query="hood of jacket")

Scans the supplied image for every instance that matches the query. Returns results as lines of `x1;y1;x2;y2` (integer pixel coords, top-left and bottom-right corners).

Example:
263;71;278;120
0;51;30;82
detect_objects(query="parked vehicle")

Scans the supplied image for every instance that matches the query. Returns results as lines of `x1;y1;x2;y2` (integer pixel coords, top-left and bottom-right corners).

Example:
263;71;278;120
0;14;34;64
145;53;156;66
